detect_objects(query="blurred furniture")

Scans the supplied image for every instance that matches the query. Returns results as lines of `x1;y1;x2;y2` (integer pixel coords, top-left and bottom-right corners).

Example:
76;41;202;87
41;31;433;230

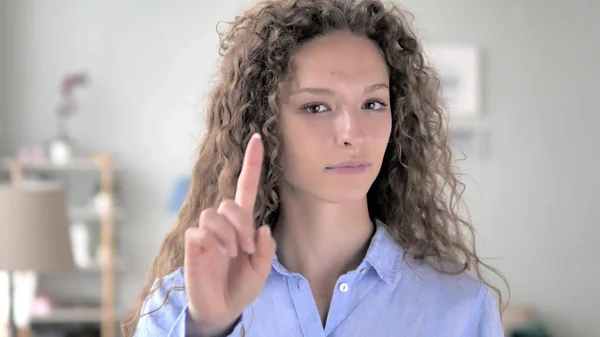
509;325;551;337
503;304;535;333
503;304;551;337
0;182;74;337
1;154;119;337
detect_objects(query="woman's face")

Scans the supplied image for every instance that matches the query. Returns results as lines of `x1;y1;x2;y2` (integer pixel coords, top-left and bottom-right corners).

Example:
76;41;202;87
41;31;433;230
279;30;392;204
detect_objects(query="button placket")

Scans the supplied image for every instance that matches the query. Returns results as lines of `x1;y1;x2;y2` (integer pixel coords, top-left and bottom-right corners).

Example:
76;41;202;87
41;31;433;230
324;276;355;335
287;275;323;337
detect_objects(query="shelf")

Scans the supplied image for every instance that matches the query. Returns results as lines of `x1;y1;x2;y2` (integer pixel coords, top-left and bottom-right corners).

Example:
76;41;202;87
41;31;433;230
8;153;120;337
31;307;103;324
31;306;125;325
76;258;126;272
69;207;123;222
0;155;115;172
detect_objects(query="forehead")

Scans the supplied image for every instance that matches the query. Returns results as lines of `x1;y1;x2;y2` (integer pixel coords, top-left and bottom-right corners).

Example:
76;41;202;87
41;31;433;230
289;31;389;89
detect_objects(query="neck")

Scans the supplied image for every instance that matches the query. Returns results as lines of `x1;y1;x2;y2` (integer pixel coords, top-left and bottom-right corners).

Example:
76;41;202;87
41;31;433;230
274;190;375;283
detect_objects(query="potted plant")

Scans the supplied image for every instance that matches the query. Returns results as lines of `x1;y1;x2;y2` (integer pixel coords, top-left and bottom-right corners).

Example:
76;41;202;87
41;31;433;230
49;72;89;165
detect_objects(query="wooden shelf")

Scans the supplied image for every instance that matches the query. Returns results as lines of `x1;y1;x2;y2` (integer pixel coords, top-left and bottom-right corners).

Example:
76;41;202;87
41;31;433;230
8;154;119;337
31;306;125;325
0;157;107;172
69;207;123;222
77;258;126;273
31;307;103;324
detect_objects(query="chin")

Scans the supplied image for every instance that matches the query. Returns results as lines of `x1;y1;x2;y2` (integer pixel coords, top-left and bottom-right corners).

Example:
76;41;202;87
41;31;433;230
283;171;378;204
316;186;371;205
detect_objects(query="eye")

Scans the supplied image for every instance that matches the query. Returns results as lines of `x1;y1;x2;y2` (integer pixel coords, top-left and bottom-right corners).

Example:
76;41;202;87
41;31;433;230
363;99;388;110
302;103;330;114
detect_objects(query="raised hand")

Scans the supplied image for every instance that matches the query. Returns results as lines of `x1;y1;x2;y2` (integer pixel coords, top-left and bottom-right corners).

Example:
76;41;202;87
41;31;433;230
184;133;276;335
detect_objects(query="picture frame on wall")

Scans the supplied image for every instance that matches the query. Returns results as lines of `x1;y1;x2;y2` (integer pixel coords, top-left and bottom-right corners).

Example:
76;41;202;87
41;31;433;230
426;44;480;118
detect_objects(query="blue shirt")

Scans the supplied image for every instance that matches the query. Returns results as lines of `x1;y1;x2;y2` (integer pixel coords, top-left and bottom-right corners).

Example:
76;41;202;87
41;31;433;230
134;221;504;336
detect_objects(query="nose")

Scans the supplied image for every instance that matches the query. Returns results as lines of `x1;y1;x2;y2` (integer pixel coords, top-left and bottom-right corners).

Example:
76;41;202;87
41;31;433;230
334;109;365;148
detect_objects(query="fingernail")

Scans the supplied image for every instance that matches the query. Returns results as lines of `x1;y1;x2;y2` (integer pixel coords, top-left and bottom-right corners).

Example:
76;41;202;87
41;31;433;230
252;133;261;140
229;248;238;258
264;225;271;237
217;244;228;255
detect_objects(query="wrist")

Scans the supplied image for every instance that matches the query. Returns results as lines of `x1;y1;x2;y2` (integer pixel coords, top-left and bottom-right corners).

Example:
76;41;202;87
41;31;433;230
185;307;241;337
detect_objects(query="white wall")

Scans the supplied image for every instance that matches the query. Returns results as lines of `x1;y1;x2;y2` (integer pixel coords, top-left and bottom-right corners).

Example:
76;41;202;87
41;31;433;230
0;0;7;155
407;2;600;336
2;0;599;336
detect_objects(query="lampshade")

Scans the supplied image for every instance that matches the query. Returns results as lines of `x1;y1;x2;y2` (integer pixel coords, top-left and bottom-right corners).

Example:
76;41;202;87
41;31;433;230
0;182;74;273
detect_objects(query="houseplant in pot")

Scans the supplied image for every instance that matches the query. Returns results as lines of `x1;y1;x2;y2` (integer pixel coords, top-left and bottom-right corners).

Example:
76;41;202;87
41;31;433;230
49;72;89;165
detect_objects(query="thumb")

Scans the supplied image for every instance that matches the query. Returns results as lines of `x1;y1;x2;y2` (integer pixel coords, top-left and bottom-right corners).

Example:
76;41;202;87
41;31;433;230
250;225;276;276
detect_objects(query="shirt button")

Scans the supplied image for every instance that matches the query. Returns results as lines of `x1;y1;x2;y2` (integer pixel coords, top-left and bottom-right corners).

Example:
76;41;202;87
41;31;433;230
338;283;349;293
359;268;367;275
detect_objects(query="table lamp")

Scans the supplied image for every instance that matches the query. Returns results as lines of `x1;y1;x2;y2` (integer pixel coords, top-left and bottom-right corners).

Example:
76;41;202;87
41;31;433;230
0;182;74;337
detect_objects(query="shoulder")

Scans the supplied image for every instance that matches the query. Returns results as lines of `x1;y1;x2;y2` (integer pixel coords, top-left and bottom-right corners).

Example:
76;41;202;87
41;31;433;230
397;257;503;335
373;221;493;310
374;221;498;318
406;257;484;298
399;256;491;309
144;267;187;310
135;267;189;335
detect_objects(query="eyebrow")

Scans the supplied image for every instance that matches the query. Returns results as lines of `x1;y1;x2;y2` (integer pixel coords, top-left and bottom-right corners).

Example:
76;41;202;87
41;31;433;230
291;83;389;96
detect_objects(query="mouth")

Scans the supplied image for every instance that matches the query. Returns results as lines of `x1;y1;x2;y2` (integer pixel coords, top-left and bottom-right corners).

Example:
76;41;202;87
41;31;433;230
326;160;370;174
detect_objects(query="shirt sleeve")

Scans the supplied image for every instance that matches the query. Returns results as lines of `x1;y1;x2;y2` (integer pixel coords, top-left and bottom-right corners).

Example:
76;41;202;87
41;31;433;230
133;268;244;337
184;309;243;337
464;286;505;337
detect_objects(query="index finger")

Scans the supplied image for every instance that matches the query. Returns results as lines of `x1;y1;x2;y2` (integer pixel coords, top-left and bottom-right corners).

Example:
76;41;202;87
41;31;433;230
234;133;264;213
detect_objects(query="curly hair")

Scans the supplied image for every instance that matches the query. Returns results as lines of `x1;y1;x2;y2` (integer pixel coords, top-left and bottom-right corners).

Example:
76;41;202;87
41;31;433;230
121;0;508;335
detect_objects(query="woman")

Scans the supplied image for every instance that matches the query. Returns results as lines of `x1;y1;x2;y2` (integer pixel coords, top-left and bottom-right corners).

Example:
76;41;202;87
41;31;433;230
122;0;507;336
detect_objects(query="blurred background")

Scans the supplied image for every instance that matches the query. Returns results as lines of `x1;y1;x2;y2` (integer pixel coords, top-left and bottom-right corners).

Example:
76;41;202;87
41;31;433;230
0;1;598;337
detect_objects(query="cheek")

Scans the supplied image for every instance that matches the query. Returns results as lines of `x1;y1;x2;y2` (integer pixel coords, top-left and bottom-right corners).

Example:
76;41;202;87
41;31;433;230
281;118;332;189
367;113;393;148
281;113;332;155
280;118;326;179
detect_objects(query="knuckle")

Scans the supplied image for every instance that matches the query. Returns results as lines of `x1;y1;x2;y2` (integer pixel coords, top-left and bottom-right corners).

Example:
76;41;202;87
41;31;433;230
204;219;222;233
219;199;237;213
185;227;207;247
201;212;232;236
184;227;196;236
198;208;217;226
219;202;246;225
184;227;195;241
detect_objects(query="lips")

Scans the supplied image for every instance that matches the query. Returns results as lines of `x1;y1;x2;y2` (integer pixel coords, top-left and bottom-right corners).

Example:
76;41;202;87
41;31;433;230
327;159;370;169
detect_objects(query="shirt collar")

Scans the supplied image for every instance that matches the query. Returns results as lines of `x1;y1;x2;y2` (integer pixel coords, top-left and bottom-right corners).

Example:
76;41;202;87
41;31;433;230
363;219;404;284
270;219;405;284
